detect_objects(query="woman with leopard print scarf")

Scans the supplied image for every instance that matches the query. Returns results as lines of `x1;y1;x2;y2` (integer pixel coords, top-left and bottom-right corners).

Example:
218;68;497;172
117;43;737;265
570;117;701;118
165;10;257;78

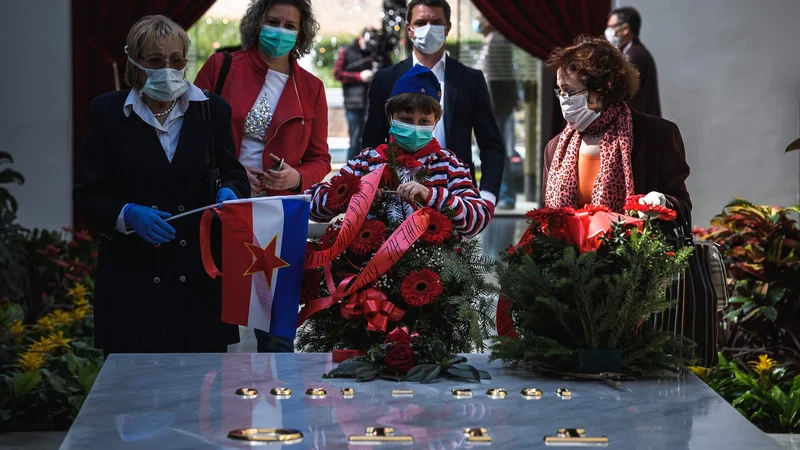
542;37;691;218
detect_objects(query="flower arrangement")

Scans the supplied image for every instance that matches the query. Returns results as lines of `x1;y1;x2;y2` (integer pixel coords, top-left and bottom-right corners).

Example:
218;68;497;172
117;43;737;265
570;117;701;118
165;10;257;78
491;198;693;376
297;144;495;356
692;353;800;432
324;327;490;383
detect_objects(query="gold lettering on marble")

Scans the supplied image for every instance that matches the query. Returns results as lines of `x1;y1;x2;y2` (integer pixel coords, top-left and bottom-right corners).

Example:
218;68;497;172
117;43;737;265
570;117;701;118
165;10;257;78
342;387;355;398
544;428;609;446
228;428;303;444
557;388;572;399
464;428;492;445
486;388;507;399
349;427;413;445
521;388;543;399
270;387;292;399
392;389;414;397
234;388;258;399
305;388;327;398
452;388;473;398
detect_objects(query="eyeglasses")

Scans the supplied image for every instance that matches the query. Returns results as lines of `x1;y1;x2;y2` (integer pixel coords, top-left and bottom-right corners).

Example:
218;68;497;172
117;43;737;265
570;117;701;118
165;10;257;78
139;55;188;70
554;88;588;100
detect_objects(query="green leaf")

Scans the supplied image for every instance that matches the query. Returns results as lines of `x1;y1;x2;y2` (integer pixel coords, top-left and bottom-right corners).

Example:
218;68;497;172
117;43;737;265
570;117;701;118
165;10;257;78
68;395;86;413
42;369;68;395
406;364;436;381
66;352;81;375
728;296;751;304
326;362;376;378
355;369;380;382
422;365;442;384
478;370;492;380
767;287;787;305
785;138;800;153
446;367;478;381
78;364;99;394
448;356;467;365
452;363;481;382
761;306;778;322
13;371;42;397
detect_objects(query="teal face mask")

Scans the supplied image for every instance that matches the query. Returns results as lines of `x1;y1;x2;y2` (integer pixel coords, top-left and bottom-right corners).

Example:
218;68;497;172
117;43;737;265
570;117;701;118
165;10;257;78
259;24;298;58
389;120;435;152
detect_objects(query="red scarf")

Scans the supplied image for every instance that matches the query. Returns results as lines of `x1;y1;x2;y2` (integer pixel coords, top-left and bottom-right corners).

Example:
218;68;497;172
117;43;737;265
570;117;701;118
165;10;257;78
545;103;635;212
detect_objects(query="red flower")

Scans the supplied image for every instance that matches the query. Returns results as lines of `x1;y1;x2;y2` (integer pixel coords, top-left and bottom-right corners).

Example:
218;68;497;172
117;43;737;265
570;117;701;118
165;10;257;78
384;341;416;374
419;209;453;245
300;269;323;304
665;251;676;257
508;229;534;255
397;154;424;169
386;327;413;345
351;220;387;255
401;269;443;307
624;195;677;221
327;172;361;212
319;223;341;249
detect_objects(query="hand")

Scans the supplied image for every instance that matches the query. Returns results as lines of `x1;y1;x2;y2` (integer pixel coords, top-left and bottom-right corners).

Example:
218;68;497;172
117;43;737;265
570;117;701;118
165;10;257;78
360;70;375;83
262;153;301;191
123;204;175;244
396;181;430;205
216;187;237;204
639;191;667;207
245;166;266;195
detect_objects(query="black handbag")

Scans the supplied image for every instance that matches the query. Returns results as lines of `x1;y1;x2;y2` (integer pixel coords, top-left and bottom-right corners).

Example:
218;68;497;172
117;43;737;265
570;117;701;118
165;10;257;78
657;199;728;367
200;90;220;205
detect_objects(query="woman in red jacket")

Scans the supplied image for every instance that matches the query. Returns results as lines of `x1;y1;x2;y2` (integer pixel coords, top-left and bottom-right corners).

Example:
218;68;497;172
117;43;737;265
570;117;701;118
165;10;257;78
195;0;331;352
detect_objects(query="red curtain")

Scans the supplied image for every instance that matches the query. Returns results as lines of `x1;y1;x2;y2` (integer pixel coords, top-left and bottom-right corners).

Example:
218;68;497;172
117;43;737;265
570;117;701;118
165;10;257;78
71;0;216;227
471;0;611;140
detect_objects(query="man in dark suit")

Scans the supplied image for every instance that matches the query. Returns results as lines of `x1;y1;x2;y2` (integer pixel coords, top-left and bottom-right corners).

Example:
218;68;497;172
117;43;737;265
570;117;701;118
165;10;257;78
606;7;662;117
363;0;504;210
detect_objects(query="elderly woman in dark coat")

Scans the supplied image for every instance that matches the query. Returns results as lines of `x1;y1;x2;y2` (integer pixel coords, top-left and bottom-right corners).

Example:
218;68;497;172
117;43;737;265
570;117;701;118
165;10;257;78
73;15;249;356
542;37;690;217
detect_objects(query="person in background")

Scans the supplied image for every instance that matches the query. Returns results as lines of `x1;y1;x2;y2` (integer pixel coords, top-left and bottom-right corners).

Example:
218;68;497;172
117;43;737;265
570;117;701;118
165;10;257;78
475;15;521;210
543;37;690;220
334;27;393;161
605;6;661;117
363;0;504;216
195;0;331;353
309;65;492;238
74;15;249;357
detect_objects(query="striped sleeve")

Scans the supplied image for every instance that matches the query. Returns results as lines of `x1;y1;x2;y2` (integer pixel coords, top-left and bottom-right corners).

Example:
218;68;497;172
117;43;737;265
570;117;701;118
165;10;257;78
424;153;492;238
306;149;374;223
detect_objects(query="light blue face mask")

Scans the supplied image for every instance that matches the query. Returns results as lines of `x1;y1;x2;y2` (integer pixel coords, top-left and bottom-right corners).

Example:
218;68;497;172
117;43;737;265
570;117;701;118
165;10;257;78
259;24;298;58
390;120;435;152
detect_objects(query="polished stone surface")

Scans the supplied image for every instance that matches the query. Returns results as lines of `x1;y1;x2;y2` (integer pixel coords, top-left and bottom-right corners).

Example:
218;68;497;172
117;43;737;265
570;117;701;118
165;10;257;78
60;353;782;449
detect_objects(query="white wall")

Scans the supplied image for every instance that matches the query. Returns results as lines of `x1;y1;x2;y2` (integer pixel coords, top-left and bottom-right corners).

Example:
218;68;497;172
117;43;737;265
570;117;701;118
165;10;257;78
615;0;800;225
0;0;72;230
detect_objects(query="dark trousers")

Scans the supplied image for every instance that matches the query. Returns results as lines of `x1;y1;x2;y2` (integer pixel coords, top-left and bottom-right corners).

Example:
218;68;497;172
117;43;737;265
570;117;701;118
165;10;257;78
346;108;366;161
254;329;295;353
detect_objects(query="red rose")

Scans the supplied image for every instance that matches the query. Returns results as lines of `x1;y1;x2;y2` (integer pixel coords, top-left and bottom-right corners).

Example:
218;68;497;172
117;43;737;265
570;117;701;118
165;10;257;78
386;327;413;345
384;341;416;374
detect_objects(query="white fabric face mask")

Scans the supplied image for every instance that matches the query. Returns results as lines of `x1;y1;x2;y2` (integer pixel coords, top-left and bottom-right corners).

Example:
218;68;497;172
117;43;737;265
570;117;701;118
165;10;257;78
558;92;600;132
125;47;188;102
604;27;621;48
412;24;446;55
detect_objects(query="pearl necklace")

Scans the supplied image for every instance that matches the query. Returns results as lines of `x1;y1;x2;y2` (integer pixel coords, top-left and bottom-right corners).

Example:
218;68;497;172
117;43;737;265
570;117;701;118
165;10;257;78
151;99;178;118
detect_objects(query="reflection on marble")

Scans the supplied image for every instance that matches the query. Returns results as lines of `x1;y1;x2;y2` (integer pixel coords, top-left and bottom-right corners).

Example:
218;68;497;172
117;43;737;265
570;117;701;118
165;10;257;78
60;353;783;450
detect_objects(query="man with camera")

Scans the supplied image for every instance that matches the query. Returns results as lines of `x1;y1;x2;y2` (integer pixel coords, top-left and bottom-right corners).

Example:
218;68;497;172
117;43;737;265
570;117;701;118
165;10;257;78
334;27;393;161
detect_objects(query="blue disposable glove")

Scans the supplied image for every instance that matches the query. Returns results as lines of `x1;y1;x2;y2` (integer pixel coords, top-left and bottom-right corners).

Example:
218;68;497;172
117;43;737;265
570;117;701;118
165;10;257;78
123;204;176;244
216;187;237;205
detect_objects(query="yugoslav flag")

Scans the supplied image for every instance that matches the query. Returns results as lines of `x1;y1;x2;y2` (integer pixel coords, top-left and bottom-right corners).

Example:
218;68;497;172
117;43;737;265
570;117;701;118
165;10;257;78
201;195;310;339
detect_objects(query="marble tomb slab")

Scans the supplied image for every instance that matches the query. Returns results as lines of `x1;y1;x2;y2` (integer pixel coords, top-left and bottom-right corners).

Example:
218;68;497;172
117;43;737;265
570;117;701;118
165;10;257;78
59;353;782;449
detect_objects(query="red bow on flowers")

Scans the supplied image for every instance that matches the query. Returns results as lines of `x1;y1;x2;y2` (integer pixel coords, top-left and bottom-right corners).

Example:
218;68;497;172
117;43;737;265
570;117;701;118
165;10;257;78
395;153;424;170
339;280;405;333
566;210;644;252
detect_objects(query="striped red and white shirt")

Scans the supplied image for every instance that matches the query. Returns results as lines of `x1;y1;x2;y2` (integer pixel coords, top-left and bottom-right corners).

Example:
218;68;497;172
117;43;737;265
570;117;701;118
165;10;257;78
307;139;493;238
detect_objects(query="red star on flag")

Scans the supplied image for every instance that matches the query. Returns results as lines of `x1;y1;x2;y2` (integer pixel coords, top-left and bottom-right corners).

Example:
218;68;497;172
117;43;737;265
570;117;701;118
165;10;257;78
420;88;426;93
243;236;290;288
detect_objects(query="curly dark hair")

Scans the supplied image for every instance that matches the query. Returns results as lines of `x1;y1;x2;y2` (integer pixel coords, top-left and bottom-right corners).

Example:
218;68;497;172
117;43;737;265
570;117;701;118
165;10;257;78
239;0;318;59
545;36;640;108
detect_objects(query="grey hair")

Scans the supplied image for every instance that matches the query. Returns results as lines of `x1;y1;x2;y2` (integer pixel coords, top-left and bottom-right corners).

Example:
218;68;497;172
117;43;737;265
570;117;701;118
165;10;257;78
239;0;318;59
124;15;190;89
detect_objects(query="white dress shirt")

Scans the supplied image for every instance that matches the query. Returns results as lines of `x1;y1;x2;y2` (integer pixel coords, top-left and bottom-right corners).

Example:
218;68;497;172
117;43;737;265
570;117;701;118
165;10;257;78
116;81;209;232
411;51;496;205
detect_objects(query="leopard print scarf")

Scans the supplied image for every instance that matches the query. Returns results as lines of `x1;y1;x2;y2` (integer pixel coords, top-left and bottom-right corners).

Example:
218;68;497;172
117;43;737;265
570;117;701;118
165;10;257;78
544;103;635;212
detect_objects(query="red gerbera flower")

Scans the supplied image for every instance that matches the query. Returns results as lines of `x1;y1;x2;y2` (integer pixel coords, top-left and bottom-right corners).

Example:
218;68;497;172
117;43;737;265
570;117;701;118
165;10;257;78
300;269;323;304
624;195;677;221
326;172;361;212
350;220;387;255
419;209;453;245
318;222;341;249
525;207;575;226
401;268;444;307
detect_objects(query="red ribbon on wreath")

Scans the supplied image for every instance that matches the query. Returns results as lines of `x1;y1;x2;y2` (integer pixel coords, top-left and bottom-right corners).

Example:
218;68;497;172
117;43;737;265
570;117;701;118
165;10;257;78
340;287;405;332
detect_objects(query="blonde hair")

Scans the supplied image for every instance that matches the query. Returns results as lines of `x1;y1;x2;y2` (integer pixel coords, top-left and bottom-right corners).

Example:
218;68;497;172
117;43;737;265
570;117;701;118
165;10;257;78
124;15;191;89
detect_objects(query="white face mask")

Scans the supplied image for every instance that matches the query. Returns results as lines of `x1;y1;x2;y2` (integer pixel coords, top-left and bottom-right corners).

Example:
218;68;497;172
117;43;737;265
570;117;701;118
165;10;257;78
412;24;446;55
558;92;600;132
604;27;621;48
125;47;188;102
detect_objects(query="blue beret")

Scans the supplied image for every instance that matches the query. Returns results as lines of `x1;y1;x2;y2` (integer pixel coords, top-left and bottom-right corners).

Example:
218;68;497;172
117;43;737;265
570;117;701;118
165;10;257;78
390;64;442;102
